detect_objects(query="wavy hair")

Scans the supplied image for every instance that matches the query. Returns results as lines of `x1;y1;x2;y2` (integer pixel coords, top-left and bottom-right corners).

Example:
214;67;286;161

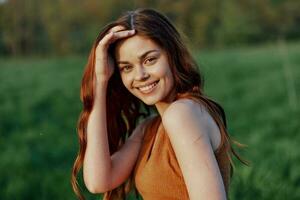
71;8;248;200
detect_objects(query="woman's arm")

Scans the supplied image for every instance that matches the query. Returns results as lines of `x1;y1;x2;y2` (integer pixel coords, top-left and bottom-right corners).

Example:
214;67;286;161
84;81;149;193
162;99;227;200
83;26;137;193
83;80;111;193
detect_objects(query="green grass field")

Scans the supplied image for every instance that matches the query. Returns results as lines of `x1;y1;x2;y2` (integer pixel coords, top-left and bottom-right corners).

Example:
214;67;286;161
0;41;299;200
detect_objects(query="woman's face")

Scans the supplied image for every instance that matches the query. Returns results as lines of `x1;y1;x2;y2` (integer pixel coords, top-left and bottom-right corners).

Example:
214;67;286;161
115;35;175;105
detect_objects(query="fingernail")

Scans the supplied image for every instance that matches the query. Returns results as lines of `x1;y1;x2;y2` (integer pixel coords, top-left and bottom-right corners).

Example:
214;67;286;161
130;29;135;33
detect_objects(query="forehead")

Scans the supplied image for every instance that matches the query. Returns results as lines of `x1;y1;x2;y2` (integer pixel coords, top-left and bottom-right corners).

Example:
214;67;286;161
115;35;161;60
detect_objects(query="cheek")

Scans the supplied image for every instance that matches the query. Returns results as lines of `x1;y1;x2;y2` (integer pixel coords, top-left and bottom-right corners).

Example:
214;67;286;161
159;63;174;82
167;71;175;88
163;66;175;88
121;73;132;90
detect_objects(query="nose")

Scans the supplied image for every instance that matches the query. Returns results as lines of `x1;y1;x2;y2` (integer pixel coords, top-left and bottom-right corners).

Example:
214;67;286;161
134;65;150;81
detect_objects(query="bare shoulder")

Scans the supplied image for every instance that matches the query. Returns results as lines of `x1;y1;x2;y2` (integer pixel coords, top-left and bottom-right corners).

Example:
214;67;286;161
162;98;209;125
128;115;157;142
162;98;221;150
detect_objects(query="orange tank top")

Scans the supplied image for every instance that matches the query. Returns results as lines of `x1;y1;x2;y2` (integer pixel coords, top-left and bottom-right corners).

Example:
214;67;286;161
133;115;231;199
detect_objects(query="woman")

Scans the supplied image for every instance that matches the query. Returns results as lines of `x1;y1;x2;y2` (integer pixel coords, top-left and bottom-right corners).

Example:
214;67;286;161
71;8;247;200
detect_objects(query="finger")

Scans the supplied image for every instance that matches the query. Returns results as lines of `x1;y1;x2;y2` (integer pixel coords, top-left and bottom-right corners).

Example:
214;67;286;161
98;29;135;49
107;25;126;34
109;30;136;43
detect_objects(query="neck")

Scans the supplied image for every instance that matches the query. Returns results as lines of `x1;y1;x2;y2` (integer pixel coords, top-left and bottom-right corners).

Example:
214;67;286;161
155;89;177;116
155;101;171;116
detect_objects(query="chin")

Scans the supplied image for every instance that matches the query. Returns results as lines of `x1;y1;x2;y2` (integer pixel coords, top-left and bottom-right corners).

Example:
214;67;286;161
139;98;159;106
135;94;161;105
143;101;157;106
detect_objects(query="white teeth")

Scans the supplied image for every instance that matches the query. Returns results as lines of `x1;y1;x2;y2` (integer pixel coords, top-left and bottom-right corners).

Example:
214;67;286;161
138;82;157;93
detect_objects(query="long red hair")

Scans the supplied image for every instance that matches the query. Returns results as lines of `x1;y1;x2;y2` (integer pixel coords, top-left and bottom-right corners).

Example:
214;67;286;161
71;8;248;200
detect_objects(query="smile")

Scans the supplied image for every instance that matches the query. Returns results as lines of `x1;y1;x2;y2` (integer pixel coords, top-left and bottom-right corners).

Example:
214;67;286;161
137;81;159;94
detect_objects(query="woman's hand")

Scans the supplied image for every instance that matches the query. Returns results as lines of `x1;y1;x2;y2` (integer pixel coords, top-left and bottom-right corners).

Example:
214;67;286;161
94;26;135;83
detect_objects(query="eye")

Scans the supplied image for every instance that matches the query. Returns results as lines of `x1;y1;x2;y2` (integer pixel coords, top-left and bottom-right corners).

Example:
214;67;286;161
144;57;157;65
120;65;133;73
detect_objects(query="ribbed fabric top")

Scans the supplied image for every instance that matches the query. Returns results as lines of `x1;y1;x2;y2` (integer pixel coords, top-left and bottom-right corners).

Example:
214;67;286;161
133;115;231;199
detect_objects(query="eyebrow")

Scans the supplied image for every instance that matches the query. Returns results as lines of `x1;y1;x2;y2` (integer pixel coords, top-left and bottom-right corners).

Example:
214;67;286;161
117;49;160;65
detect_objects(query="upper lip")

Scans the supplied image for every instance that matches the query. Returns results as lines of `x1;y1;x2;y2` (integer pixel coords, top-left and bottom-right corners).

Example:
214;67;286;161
134;80;159;88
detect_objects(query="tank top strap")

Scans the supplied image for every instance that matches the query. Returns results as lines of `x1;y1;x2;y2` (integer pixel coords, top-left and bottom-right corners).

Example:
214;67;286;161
142;115;161;142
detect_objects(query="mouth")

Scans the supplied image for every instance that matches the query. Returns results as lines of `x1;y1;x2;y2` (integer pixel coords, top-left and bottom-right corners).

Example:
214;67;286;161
136;80;159;94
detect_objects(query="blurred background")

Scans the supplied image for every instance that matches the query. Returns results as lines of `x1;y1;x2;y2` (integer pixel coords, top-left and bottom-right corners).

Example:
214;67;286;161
0;0;299;199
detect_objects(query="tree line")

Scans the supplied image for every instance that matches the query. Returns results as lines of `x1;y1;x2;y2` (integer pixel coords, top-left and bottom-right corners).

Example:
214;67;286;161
0;0;299;56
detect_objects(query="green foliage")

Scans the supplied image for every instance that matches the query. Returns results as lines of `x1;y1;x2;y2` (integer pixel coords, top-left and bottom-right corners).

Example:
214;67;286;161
0;0;300;55
0;41;300;199
197;41;300;199
0;56;91;199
